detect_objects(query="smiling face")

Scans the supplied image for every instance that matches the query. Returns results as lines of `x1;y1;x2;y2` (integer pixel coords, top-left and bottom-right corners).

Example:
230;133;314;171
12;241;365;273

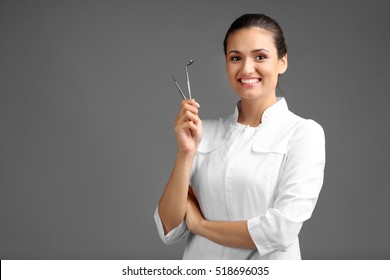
225;27;288;102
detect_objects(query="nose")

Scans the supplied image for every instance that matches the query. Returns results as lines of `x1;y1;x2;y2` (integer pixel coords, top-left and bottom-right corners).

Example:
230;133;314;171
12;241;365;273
242;58;255;75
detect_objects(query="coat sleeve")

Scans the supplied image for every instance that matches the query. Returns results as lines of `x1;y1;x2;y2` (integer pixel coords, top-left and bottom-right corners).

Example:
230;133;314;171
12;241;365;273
154;207;189;245
247;119;326;256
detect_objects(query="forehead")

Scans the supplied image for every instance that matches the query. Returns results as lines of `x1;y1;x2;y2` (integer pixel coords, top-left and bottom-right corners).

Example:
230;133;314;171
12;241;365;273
226;27;276;52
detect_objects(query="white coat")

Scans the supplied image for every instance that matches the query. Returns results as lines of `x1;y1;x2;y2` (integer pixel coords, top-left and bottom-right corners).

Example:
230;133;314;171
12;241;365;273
155;97;326;259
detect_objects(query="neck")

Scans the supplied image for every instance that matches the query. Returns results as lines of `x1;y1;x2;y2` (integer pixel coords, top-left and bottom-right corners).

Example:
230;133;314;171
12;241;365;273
238;95;277;127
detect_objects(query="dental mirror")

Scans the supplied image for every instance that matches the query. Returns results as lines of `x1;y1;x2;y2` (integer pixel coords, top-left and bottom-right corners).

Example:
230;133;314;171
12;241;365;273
185;59;194;99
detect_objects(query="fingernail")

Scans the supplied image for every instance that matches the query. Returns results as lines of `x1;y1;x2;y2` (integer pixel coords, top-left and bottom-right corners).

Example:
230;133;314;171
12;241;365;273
195;102;200;108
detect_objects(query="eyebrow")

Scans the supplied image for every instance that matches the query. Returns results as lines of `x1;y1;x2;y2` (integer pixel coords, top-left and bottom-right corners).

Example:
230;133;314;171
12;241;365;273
227;48;270;55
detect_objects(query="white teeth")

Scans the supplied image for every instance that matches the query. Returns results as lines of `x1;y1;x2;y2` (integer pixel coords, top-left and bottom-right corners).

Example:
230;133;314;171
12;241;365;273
241;78;260;84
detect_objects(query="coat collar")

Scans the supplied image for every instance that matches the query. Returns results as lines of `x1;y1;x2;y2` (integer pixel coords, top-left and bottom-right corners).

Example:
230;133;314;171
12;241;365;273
230;97;289;127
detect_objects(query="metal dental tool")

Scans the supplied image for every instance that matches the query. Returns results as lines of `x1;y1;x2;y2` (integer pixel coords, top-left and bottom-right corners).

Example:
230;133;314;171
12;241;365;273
172;75;186;100
185;59;194;99
172;59;194;100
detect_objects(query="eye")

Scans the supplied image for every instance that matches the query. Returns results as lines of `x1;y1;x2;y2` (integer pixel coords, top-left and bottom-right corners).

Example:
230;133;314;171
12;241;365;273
230;56;241;62
256;55;267;60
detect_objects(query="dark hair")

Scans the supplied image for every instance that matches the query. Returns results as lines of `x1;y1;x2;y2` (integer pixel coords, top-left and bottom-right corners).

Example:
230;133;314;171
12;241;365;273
223;14;287;58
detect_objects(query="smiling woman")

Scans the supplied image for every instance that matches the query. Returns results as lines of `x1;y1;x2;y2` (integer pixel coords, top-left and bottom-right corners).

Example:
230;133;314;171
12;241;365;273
225;27;287;126
154;13;326;260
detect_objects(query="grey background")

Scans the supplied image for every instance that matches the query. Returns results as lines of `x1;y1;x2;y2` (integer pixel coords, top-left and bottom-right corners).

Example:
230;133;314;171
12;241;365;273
1;0;389;259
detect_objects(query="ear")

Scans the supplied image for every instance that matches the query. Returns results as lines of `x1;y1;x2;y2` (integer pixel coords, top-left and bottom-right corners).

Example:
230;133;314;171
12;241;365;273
278;53;288;74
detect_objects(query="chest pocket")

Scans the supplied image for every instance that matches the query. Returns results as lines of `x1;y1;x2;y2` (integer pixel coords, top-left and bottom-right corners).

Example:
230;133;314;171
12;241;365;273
197;140;224;154
251;137;290;155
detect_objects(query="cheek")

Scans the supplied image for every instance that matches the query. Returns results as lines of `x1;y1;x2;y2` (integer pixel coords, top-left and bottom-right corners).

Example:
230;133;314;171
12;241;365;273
226;64;236;80
259;64;280;80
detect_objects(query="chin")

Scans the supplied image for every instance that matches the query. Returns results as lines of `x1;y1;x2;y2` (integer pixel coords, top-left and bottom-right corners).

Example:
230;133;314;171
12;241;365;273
236;89;263;100
236;90;275;102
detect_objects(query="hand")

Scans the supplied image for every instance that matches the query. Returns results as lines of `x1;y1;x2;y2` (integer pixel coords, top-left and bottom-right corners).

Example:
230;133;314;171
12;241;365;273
185;187;205;234
174;99;203;155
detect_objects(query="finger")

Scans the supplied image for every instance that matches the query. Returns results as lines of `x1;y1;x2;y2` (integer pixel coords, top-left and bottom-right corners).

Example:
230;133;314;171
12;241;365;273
181;99;200;109
175;121;201;139
179;103;199;117
181;118;202;137
176;110;201;126
189;99;200;109
179;99;200;114
175;99;200;123
175;106;197;123
176;120;200;134
188;120;201;133
184;110;201;124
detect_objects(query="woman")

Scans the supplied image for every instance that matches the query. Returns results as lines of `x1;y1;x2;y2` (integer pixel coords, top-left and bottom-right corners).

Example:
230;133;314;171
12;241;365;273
154;13;325;260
